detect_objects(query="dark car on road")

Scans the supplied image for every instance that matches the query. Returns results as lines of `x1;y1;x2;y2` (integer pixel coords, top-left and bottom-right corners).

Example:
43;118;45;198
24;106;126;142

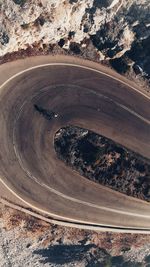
34;104;59;120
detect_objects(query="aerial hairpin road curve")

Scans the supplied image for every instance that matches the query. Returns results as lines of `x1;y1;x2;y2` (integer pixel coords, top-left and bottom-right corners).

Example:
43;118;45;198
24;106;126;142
0;55;150;233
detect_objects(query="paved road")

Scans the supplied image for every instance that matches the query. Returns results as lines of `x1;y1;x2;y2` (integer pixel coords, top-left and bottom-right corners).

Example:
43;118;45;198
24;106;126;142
0;55;150;231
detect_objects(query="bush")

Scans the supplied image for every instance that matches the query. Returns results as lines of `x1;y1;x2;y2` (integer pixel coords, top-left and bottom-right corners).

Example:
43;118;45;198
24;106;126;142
122;262;143;267
0;32;9;45
145;255;150;263
13;0;26;6
111;255;124;266
70;42;81;54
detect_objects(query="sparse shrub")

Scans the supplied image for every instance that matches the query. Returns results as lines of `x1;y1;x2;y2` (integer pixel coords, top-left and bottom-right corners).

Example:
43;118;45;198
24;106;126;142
145;255;150;263
0;32;9;45
122;261;143;267
58;38;65;48
21;23;30;30
93;0;112;8
104;260;112;267
34;16;45;27
111;255;124;266
69;0;78;4
68;31;75;39
70;42;81;54
109;57;130;74
121;247;131;252
13;0;26;5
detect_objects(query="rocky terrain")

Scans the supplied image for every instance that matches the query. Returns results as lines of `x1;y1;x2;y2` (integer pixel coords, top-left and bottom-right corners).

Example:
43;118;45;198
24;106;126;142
0;0;150;89
0;1;150;266
1;205;150;267
54;126;150;202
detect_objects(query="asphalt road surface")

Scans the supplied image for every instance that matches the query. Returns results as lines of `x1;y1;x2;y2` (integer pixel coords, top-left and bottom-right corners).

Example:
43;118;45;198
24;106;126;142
0;55;150;231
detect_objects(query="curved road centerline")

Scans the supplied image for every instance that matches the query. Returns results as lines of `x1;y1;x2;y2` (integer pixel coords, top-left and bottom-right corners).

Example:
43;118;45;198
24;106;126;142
1;62;150;100
12;84;150;219
0;55;150;231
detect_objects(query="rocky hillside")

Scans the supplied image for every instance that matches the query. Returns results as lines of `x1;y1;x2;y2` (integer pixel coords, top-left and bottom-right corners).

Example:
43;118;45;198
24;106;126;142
1;206;150;267
0;0;150;83
0;1;150;266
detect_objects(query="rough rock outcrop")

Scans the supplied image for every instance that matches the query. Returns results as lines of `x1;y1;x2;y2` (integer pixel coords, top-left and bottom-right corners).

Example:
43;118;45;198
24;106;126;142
0;0;150;80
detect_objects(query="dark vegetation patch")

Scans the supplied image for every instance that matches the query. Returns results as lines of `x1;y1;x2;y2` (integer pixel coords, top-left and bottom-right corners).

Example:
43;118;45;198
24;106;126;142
21;23;30;30
122;262;143;267
54;126;150;201
0;32;9;45
69;0;78;4
58;38;65;48
68;31;75;39
34;16;45;27
111;255;124;266
90;28;117;52
93;0;113;9
34;244;112;266
34;244;144;266
109;57;130;74
126;36;150;79
12;0;26;6
34;244;97;265
70;42;81;54
145;255;150;263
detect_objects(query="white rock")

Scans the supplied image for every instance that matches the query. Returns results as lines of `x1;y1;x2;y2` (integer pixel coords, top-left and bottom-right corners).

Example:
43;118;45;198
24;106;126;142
0;0;149;64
